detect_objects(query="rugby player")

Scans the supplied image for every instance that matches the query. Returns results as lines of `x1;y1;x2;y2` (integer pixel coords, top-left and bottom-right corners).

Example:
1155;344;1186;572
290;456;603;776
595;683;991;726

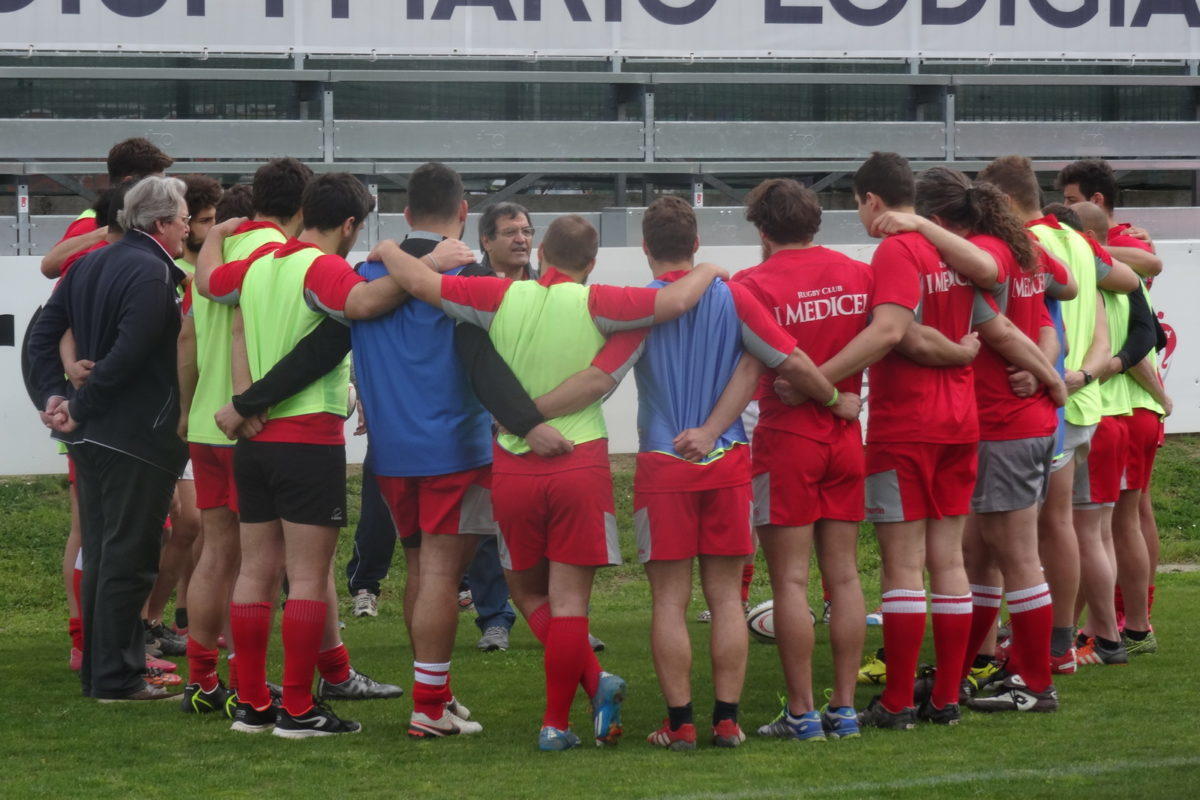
730;180;876;740
849;153;999;730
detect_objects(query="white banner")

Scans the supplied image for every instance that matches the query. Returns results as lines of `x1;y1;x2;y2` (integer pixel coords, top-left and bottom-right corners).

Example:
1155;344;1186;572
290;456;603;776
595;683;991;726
2;0;1199;61
1;242;1195;475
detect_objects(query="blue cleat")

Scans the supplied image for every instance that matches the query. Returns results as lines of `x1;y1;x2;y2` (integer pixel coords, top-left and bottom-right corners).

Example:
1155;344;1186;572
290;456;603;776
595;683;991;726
591;671;626;746
820;705;861;739
539;725;581;751
791;710;827;741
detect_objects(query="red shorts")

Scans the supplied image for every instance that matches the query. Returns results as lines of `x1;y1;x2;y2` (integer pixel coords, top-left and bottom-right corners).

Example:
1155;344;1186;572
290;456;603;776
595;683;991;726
190;443;238;513
1078;415;1129;505
1122;408;1163;493
865;441;977;522
375;466;496;541
633;450;753;563
752;425;865;527
67;454;76;485
492;456;619;573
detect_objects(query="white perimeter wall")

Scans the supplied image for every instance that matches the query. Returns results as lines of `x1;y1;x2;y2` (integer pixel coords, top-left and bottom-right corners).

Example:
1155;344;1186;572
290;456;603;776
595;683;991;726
2;242;1196;476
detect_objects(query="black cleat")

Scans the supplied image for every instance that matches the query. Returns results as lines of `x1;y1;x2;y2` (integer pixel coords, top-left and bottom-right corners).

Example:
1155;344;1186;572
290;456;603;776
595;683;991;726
856;696;916;731
917;699;961;725
968;674;1059;713
273;701;362;739
180;681;232;715
230;700;277;733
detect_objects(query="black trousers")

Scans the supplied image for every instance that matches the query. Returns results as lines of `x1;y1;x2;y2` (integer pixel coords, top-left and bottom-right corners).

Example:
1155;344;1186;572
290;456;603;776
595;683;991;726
71;443;175;699
345;458;397;595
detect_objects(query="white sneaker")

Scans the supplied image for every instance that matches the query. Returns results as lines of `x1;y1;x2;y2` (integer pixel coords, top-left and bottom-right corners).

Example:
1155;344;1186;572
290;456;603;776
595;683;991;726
351;589;379;618
408;708;483;737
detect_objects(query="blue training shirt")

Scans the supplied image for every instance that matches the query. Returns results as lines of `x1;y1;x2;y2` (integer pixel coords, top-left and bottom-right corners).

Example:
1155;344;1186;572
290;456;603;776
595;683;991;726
634;272;793;463
350;235;493;477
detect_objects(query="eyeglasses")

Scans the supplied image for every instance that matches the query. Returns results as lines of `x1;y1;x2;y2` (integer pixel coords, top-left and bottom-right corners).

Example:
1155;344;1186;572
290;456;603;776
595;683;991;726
164;214;191;226
496;226;535;239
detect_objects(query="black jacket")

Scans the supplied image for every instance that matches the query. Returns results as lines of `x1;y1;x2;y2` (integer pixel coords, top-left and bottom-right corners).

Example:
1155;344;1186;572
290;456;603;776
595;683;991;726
27;230;189;476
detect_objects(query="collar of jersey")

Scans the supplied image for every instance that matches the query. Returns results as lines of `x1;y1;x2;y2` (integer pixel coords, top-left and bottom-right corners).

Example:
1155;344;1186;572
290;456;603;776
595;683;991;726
234;220;286;236
1025;214;1062;230
275;238;322;258
406;230;444;242
537;266;578;287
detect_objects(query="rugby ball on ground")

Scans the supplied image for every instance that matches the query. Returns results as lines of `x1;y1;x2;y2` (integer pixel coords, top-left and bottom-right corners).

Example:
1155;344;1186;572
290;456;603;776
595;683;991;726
747;600;776;643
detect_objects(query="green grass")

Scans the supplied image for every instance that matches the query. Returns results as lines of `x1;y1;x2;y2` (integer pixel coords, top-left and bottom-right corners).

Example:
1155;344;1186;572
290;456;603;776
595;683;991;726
2;439;1199;799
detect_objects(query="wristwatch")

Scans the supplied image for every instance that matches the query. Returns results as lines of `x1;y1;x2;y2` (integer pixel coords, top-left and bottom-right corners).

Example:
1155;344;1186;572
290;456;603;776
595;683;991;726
1081;370;1095;386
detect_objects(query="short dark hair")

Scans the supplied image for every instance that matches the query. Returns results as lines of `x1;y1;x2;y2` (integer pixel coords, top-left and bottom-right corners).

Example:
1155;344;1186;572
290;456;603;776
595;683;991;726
1041;202;1084;232
479;201;531;243
215;184;254;223
252;157;314;220
853;151;914;208
107;137;173;182
1056;159;1119;211
179;174;222;218
95;181;134;232
407;162;464;222
744;178;822;245
643;196;698;262
541;214;598;273
301;173;375;232
977;155;1042;213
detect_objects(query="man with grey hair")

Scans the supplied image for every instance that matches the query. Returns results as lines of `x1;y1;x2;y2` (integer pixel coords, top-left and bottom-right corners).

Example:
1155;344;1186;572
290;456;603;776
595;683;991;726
28;175;191;702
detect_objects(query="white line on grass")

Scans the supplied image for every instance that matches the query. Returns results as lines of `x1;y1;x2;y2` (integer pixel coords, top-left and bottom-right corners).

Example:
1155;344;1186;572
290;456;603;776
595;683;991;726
653;755;1200;800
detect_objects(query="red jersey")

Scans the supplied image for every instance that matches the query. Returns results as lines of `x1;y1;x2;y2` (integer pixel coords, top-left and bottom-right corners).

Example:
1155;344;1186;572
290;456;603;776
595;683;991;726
866;232;979;445
733;246;873;444
969;234;1061;441
1107;223;1154;253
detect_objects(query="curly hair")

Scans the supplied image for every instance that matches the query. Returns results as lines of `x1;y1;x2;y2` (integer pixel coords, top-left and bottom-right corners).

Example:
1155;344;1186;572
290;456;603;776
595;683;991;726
917;167;1036;273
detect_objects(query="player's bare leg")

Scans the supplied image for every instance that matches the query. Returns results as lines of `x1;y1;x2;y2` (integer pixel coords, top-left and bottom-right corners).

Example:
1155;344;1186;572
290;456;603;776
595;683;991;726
814;519;865;709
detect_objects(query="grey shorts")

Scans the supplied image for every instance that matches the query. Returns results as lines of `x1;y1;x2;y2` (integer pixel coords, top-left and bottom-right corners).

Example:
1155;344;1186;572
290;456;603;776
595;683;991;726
971;436;1056;514
1049;422;1096;474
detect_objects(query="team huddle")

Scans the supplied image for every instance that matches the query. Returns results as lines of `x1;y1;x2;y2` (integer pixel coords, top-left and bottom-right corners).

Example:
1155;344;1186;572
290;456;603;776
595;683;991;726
26;138;1170;749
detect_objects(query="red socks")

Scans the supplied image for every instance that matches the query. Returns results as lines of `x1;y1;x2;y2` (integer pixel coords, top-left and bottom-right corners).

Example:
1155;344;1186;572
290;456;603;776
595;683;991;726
930;593;972;708
68;567;84;650
280;599;326;717
543;616;590;729
880;589;926;713
413;661;450;718
1006;583;1053;693
227;654;239;692
1114;584;1126;632
741;564;755;605
229;601;272;710
528;602;601;698
68;617;84;652
317;642;351;686
186;637;221;693
961;584;1002;680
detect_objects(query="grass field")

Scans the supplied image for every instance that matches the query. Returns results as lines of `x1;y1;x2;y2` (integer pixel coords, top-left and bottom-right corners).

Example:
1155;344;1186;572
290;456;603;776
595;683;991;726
2;437;1199;799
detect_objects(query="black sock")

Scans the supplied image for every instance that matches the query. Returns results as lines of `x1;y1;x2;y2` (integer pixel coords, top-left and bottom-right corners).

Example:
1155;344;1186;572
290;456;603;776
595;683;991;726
1075;631;1090;649
1125;628;1149;641
973;653;993;668
174;607;188;630
1096;636;1121;650
667;703;693;731
712;700;739;726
